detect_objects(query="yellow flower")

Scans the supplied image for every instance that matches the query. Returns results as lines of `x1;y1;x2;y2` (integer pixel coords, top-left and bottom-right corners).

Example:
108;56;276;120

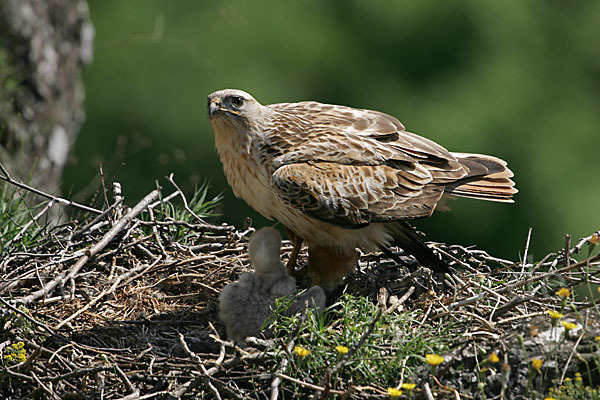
575;372;583;381
531;357;543;372
544;397;558;400
595;336;600;341
425;354;445;366
546;310;563;319
294;346;310;357
561;321;578;331
17;353;26;363
556;288;570;298
401;383;416;390
564;377;571;382
387;387;403;397
335;345;349;355
488;352;500;363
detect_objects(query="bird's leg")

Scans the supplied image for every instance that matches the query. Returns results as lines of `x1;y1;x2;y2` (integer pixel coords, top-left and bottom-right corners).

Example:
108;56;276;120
307;245;358;289
285;228;305;276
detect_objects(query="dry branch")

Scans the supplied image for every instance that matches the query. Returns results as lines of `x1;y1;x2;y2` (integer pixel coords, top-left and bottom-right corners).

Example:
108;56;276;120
16;189;159;304
0;162;102;215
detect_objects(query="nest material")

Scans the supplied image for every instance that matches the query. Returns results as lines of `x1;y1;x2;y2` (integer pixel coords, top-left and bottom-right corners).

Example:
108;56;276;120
1;183;600;399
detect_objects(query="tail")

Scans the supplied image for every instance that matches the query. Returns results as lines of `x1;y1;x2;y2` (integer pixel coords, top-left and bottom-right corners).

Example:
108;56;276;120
444;153;518;203
384;221;449;273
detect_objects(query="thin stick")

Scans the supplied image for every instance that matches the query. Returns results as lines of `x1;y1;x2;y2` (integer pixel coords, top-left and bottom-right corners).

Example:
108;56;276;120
272;301;310;400
54;260;153;329
0;296;71;343
147;189;180;209
113;364;137;395
0;162;102;214
30;371;62;400
433;375;461;399
99;162;110;209
437;253;600;315
520;227;533;276
178;333;222;400
17;189;160;304
423;382;435;400
275;373;345;395
4;199;55;249
330;308;382;375
165;173;206;223
565;234;571;268
559;329;586;384
147;207;167;258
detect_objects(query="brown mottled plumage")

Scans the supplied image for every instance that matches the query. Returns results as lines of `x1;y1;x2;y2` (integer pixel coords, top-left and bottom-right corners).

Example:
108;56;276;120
207;89;517;287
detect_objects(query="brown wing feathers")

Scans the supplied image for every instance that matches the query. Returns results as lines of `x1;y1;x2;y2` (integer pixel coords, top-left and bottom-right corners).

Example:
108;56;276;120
265;102;517;227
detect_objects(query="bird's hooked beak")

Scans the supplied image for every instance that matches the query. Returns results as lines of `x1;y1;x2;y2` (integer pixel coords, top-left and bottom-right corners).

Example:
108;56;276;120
208;98;220;119
208;97;241;119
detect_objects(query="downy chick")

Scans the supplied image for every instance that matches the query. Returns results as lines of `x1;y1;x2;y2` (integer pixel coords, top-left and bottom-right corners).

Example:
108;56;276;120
219;227;295;343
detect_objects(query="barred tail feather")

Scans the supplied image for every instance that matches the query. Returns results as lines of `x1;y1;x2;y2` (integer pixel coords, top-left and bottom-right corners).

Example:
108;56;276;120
445;153;518;203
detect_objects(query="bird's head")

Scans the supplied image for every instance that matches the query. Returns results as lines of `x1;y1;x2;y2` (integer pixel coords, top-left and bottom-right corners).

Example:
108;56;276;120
248;227;283;274
207;89;266;131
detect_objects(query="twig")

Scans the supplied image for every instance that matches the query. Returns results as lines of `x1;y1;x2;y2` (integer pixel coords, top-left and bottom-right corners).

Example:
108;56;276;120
570;233;600;255
520;227;533;276
433;375;461;399
0;296;71;343
166;173;206;223
54;260;153;329
272;301;310;400
436;253;600;316
275;373;345;395
43;366;113;382
72;198;123;240
330;308;382;376
113;364;137;395
489;295;532;321
137;219;234;233
385;287;414;314
559;329;586;384
4;200;56;249
423;382;435;400
17;189;160;304
147;207;167;258
208;321;227;365
0;162;102;214
99;162;110;210
30;371;62;400
178;333;222;400
395;357;408;391
147;189;180;209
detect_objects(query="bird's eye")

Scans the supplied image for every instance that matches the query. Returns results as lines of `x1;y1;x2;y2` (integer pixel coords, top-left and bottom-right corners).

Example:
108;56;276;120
230;96;244;108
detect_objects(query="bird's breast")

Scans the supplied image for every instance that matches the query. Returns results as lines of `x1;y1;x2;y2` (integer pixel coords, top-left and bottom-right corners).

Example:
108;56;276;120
213;124;279;219
211;121;393;252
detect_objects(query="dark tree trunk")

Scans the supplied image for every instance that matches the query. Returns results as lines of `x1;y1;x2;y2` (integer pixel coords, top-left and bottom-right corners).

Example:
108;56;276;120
0;0;93;195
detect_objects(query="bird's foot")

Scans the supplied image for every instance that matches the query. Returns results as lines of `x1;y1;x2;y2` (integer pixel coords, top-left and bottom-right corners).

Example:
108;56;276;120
286;261;308;278
285;227;305;277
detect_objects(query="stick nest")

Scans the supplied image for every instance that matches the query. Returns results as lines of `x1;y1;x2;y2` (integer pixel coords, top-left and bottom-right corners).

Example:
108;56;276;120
1;179;599;399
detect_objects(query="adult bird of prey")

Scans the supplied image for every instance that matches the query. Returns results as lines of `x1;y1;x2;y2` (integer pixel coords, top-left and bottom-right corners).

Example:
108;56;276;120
207;89;517;288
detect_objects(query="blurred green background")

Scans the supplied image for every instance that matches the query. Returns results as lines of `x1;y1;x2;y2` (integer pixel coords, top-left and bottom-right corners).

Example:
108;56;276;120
63;0;600;261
